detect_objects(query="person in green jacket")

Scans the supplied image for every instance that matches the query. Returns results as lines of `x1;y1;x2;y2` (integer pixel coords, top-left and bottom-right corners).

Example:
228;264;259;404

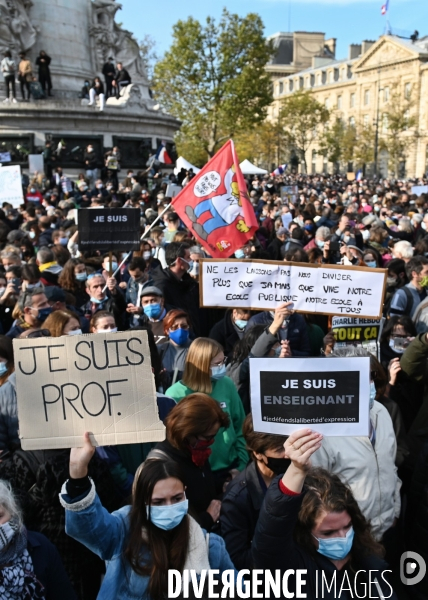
166;337;248;482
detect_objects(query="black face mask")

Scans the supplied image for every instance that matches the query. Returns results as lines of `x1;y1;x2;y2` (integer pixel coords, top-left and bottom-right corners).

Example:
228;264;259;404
265;456;291;476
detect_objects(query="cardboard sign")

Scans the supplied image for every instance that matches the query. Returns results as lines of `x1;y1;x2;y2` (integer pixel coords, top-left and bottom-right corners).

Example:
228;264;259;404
78;207;140;252
13;330;165;450
332;316;385;359
166;183;182;198
29;154;44;174
199;259;387;318
250;357;370;437
0;165;24;207
411;185;428;196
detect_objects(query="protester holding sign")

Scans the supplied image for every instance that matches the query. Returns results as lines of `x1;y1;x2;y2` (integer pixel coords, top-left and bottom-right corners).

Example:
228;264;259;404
62;434;236;599
252;428;397;600
310;347;401;543
82;273;126;330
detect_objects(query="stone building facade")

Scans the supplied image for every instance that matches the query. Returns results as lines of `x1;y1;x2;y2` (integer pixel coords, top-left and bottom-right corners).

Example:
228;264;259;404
269;34;428;178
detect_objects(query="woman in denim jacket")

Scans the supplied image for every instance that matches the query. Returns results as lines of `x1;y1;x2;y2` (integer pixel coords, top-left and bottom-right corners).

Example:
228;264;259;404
60;433;236;599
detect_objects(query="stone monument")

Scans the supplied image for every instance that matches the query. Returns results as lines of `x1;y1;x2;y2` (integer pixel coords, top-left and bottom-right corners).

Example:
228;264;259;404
0;0;179;170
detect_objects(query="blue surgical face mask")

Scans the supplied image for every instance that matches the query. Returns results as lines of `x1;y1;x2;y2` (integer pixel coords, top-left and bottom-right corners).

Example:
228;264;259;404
235;249;245;259
0;363;8;376
315;527;354;561
316;240;325;249
34;306;52;322
106;261;118;273
146;499;188;531
90;296;104;305
75;272;87;282
169;328;189;346
26;282;41;291
211;364;226;380
234;319;247;330
369;381;376;409
143;303;162;320
366;261;377;268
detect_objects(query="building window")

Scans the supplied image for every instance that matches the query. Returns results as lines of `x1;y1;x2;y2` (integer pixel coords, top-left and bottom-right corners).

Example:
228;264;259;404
350;93;355;108
334;69;339;82
364;90;370;106
383;86;390;102
349;116;356;127
405;83;411;99
279;81;284;94
363;114;370;127
322;71;327;85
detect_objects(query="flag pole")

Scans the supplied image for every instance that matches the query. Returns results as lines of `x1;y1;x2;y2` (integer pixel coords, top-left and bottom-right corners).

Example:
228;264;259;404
102;202;172;293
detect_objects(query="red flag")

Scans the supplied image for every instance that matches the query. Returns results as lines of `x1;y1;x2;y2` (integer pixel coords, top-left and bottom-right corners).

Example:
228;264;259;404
172;141;258;257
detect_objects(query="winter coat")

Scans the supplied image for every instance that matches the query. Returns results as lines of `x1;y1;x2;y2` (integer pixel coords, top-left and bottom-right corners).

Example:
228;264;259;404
84;150;98;170
219;461;265;570
209;310;244;360
407;442;428;598
247;311;311;357
27;531;77;599
310;401;401;540
252;480;398;599
63;486;235;599
0;372;19;450
166;377;248;473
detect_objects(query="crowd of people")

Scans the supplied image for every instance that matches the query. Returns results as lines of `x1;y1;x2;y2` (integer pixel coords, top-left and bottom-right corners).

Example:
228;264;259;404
0;165;427;598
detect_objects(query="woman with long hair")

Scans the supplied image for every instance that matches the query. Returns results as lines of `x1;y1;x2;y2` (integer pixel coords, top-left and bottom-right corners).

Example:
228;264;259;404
252;429;397;599
166;337;248;482
43;308;82;337
58;258;89;307
62;436;236;599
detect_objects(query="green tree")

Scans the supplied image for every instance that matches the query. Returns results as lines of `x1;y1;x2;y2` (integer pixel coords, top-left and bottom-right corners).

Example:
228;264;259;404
279;90;330;173
380;86;418;177
153;9;274;159
319;117;346;169
353;121;376;170
234;118;288;171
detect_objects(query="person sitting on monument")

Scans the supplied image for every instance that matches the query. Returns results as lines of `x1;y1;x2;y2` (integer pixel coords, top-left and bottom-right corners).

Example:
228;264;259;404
112;62;131;99
102;56;115;98
88;76;105;112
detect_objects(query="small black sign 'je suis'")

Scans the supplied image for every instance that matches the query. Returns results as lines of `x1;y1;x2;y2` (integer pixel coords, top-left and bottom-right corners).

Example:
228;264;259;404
78;208;140;252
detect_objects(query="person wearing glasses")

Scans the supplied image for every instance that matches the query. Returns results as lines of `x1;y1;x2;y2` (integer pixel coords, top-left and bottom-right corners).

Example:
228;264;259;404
5;287;52;339
165;338;248;488
157;309;192;389
310;346;401;549
150;394;230;531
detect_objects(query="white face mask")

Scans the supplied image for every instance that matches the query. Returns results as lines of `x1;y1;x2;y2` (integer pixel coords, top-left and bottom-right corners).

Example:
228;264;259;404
142;251;151;261
97;327;117;334
67;329;82;336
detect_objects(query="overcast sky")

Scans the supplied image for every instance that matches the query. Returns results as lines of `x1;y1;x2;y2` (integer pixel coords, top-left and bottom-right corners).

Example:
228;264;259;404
119;0;423;61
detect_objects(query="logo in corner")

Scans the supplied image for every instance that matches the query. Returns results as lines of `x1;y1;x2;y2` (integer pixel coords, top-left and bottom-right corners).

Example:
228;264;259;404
400;551;426;586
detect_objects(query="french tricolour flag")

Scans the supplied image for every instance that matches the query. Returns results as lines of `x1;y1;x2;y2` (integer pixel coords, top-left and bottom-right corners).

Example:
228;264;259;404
381;0;389;15
155;141;173;165
272;164;287;176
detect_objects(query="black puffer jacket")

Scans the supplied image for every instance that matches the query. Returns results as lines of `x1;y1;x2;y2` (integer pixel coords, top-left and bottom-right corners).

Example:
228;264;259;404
209;310;243;360
252;477;398;599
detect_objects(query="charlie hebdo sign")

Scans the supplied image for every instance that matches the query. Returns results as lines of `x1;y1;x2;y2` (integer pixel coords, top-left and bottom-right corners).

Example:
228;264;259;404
13;331;165;450
199;259;386;318
250;357;370;437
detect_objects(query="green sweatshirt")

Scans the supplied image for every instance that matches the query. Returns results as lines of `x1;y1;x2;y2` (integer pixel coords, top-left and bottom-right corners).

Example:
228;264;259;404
165;376;248;472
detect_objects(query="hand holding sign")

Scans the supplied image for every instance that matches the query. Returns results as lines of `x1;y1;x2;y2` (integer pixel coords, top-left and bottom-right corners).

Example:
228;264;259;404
281;429;323;493
269;302;294;336
70;431;95;478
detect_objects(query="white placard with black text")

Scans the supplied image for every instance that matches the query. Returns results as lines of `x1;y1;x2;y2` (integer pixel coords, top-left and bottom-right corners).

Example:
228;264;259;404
250;357;370;437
